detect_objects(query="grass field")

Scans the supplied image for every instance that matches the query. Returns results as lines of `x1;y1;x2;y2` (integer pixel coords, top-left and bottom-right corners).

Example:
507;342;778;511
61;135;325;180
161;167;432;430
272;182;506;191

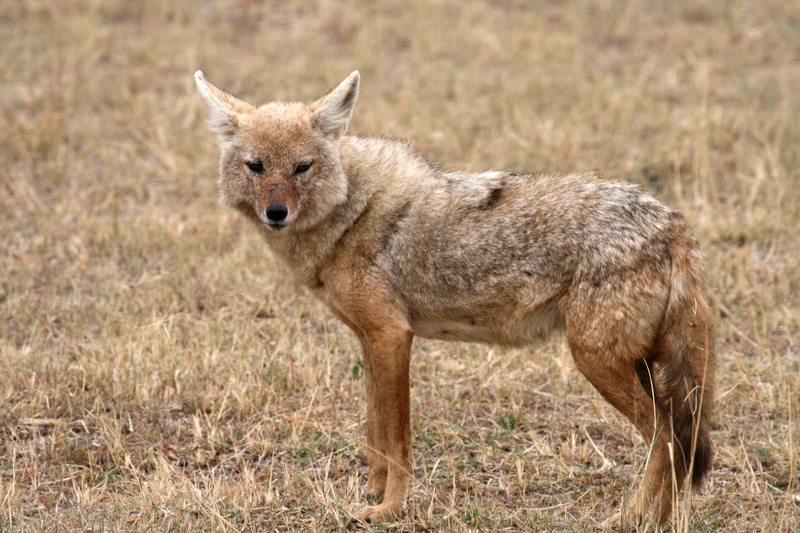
1;0;799;531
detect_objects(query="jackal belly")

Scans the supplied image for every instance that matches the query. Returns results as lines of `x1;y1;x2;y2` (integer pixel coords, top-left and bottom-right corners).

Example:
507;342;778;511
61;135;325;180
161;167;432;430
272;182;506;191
409;300;564;347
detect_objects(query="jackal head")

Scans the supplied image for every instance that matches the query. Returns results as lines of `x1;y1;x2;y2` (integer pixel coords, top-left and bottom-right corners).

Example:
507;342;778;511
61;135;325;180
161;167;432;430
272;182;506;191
195;70;359;232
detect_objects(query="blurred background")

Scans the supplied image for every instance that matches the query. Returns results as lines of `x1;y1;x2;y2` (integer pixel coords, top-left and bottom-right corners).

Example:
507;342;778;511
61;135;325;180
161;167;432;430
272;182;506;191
1;1;798;531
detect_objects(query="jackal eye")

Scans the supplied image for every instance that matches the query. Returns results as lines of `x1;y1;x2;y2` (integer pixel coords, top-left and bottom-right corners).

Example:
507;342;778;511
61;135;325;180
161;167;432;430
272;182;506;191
246;160;264;174
294;162;312;175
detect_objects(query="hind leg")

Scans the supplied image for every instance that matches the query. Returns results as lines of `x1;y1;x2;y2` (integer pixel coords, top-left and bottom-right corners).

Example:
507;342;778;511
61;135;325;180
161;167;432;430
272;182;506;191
568;345;677;527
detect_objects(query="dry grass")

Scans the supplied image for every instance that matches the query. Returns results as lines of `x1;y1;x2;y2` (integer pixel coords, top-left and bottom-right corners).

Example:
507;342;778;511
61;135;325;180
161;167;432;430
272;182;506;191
1;0;799;531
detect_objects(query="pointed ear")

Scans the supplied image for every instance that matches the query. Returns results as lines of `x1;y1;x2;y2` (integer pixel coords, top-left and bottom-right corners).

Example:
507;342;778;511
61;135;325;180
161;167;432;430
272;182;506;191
194;71;254;139
311;71;360;138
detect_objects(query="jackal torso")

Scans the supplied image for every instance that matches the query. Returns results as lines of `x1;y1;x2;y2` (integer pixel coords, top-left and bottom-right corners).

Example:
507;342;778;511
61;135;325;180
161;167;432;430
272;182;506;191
271;136;679;348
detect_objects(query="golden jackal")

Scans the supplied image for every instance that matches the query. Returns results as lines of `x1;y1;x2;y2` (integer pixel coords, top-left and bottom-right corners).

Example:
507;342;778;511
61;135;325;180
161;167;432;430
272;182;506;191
195;70;715;527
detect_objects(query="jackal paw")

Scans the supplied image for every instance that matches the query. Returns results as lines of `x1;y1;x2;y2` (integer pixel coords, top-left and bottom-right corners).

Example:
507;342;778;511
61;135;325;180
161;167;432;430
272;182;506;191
601;510;645;531
601;510;624;530
366;488;384;504
366;480;386;504
354;503;400;524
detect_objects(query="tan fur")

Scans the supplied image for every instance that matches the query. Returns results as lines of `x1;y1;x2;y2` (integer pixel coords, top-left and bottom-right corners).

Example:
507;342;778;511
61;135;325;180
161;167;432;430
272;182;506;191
195;70;716;526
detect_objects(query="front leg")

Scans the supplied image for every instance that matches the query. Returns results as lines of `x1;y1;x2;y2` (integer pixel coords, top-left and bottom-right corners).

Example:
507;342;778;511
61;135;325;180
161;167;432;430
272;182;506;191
344;328;388;503
363;350;388;503
320;269;415;523
355;327;414;523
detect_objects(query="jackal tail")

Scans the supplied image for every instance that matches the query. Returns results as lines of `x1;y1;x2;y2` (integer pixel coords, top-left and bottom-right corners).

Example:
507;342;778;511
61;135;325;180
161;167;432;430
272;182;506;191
655;220;715;488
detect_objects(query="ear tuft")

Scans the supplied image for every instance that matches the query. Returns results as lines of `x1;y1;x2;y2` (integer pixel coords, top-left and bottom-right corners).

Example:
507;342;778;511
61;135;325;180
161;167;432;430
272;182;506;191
312;70;360;138
194;70;253;139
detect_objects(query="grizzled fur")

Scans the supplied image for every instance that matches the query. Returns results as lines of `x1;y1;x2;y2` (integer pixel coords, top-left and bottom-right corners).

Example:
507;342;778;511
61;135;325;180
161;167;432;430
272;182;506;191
195;70;715;527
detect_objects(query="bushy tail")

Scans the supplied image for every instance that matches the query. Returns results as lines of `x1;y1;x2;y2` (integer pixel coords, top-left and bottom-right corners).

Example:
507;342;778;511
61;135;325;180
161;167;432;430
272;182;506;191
654;224;716;488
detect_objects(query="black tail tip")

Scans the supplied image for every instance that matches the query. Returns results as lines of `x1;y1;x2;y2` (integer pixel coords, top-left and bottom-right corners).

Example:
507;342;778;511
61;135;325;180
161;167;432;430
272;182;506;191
690;432;713;488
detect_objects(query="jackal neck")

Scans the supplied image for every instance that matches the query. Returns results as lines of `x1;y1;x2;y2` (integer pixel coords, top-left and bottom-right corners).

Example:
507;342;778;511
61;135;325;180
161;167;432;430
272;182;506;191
244;135;433;289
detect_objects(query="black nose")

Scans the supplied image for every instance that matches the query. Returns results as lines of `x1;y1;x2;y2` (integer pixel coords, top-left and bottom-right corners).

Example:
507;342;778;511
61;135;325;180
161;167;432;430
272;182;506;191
265;204;288;222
